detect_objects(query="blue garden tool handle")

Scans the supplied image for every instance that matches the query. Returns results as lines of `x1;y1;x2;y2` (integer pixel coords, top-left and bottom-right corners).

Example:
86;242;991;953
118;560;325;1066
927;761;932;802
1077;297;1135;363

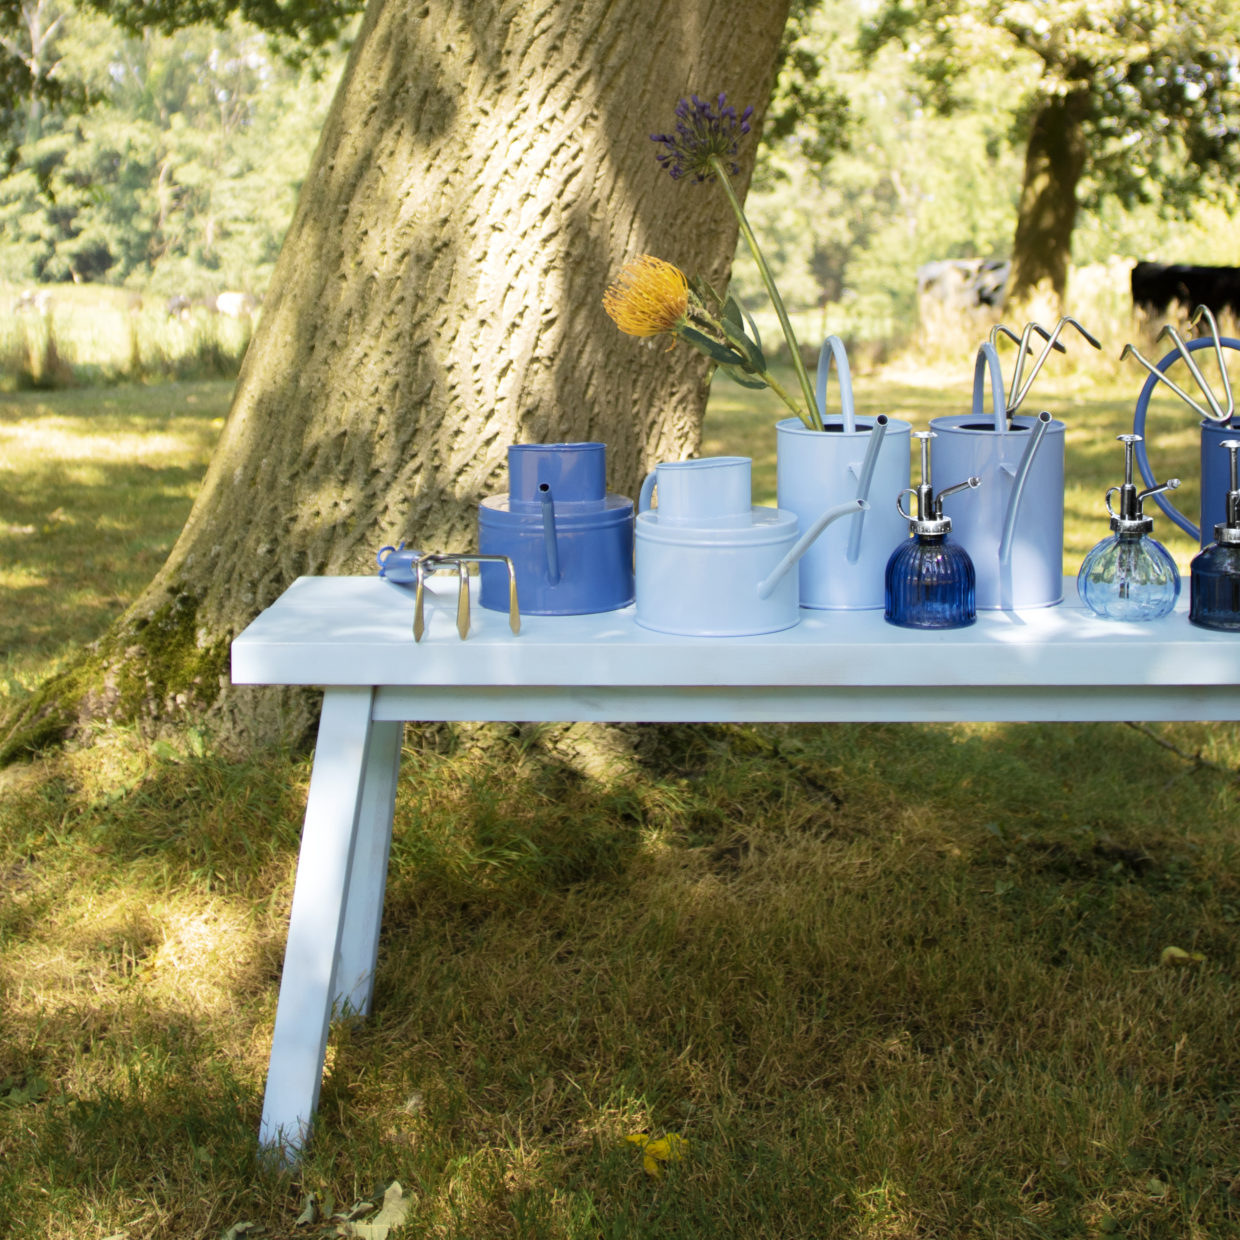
1132;335;1240;541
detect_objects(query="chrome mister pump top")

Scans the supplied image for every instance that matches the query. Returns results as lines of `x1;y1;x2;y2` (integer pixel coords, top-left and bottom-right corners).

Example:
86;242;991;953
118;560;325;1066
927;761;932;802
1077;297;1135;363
1077;433;1181;621
896;430;982;536
1209;438;1240;545
884;431;982;630
1104;433;1181;537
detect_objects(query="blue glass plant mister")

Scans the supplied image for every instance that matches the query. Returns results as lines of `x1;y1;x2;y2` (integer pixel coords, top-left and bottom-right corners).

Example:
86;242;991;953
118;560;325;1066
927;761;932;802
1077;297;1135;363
884;431;982;629
1190;438;1240;630
1077;433;1181;621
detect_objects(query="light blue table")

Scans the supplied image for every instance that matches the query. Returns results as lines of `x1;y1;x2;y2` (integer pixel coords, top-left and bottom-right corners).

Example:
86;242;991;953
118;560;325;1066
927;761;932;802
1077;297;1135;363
231;573;1240;1152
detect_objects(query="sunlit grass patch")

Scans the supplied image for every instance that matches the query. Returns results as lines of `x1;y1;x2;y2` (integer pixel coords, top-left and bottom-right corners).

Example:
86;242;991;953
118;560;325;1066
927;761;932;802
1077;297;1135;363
2;374;1239;1237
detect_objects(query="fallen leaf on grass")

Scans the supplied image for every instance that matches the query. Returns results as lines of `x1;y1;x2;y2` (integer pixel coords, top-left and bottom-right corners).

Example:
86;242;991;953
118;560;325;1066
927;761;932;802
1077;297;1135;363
626;1132;689;1178
221;1224;261;1240
336;1181;410;1238
1160;946;1205;966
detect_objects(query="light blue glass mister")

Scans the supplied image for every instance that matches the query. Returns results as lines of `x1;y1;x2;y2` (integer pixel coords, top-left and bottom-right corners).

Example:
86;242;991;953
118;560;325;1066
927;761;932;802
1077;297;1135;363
884;431;982;629
1077;433;1181;621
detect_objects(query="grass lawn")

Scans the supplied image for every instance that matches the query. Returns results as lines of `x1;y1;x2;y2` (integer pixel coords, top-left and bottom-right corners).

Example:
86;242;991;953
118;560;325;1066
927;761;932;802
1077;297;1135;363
1;367;1238;1239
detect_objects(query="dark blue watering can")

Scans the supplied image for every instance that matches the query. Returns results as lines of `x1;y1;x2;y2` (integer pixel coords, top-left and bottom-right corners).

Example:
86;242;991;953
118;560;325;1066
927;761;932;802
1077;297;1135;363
1130;328;1240;546
477;442;635;614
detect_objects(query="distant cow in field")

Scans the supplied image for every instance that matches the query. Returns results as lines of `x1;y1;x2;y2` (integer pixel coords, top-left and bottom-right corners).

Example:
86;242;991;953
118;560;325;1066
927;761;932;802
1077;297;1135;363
917;258;1009;315
166;291;260;319
210;291;260;318
1131;261;1240;321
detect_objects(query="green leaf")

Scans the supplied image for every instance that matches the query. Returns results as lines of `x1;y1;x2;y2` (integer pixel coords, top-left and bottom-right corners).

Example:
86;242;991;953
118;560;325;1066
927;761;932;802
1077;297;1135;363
718;314;766;374
720;363;769;390
690;274;725;311
678;325;746;367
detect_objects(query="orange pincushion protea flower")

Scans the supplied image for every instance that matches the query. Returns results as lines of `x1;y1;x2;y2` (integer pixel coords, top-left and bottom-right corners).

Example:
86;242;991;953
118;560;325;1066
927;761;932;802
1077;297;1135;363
602;255;690;338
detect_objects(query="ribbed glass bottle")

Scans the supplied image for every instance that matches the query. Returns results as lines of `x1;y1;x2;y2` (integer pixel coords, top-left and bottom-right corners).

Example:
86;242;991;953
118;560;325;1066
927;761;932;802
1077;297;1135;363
884;533;976;629
1190;542;1240;630
1077;532;1179;621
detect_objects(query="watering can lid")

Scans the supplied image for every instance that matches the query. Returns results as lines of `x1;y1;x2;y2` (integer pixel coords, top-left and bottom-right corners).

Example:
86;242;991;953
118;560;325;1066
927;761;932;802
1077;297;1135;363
635;505;798;544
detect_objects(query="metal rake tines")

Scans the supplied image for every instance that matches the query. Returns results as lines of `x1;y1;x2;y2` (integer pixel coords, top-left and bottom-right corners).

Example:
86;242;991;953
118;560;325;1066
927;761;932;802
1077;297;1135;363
989;316;1102;415
1120;304;1234;424
412;553;520;641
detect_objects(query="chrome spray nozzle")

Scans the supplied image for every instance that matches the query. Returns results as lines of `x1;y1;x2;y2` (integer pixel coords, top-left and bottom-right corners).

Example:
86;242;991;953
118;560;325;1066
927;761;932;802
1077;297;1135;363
897;431;981;535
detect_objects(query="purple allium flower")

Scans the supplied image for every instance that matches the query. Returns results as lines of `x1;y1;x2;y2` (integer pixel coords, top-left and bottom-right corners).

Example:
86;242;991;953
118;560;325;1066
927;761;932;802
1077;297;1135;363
650;92;754;182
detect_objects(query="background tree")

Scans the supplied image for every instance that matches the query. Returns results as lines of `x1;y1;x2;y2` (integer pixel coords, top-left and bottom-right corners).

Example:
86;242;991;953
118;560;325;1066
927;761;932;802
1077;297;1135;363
860;0;1240;308
1;0;793;760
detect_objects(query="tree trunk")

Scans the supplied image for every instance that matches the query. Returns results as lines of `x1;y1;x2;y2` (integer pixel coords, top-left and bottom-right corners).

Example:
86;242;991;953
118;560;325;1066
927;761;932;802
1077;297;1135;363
1;0;792;762
1005;87;1090;311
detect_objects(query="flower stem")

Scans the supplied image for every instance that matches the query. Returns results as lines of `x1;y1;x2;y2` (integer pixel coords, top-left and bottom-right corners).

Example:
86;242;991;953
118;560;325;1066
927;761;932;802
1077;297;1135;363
710;155;823;431
690;306;808;424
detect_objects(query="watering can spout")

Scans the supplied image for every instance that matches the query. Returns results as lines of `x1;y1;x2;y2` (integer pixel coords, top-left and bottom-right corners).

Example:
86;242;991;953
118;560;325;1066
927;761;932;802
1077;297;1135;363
538;485;561;585
997;411;1053;567
757;499;867;599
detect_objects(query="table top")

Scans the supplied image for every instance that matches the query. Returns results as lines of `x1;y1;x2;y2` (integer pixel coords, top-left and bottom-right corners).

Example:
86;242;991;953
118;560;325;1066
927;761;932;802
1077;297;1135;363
230;575;1240;692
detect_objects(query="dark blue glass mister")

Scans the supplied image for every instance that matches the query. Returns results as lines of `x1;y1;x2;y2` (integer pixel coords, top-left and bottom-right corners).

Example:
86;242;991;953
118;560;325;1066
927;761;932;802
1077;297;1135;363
885;431;981;629
1190;437;1240;631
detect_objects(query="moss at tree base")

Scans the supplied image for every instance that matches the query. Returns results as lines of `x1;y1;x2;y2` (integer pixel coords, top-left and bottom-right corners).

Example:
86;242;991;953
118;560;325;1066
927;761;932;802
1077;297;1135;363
0;585;232;767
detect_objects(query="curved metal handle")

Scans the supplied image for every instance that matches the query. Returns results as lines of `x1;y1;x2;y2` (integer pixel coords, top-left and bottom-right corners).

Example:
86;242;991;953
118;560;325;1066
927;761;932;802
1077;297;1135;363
637;470;657;514
896;488;918;522
1131;333;1240;541
815;334;857;433
972;341;1009;433
1006;316;1100;415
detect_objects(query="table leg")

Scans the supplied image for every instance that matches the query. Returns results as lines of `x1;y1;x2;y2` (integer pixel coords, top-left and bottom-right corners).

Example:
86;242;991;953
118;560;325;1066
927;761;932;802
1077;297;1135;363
258;686;400;1155
334;718;403;1015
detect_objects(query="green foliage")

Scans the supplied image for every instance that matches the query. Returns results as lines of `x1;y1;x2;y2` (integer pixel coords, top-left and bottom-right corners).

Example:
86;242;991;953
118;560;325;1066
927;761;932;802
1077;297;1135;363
859;0;1240;213
0;4;343;292
762;0;852;176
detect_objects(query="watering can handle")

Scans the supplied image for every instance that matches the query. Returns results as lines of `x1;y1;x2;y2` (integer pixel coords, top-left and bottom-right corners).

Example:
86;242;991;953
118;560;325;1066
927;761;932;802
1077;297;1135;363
1132;335;1240;542
973;342;1009;432
638;470;657;514
816;335;857;433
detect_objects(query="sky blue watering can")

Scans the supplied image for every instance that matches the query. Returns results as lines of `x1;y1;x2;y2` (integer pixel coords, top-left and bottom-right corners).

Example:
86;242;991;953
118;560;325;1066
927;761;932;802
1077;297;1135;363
929;322;1099;610
776;335;912;610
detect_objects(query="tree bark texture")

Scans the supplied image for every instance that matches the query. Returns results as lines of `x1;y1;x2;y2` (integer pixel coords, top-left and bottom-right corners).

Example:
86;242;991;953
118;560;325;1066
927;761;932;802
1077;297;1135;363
1006;87;1090;310
1;0;792;760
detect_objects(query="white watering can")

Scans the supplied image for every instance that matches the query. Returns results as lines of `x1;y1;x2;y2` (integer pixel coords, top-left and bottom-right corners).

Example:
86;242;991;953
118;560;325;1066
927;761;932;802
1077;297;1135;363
634;456;865;635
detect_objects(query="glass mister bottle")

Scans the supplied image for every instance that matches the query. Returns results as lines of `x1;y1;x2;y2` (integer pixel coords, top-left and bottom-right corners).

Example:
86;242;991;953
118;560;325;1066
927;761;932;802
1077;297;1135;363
884;431;982;629
1190;438;1240;631
1077;433;1181;621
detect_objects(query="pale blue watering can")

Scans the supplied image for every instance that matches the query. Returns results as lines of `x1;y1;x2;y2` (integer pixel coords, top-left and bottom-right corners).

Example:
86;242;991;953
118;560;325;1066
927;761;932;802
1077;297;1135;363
634;455;864;635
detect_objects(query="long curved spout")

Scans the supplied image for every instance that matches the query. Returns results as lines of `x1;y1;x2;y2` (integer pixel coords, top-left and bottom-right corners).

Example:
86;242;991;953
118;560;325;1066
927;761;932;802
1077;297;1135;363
757;499;867;599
